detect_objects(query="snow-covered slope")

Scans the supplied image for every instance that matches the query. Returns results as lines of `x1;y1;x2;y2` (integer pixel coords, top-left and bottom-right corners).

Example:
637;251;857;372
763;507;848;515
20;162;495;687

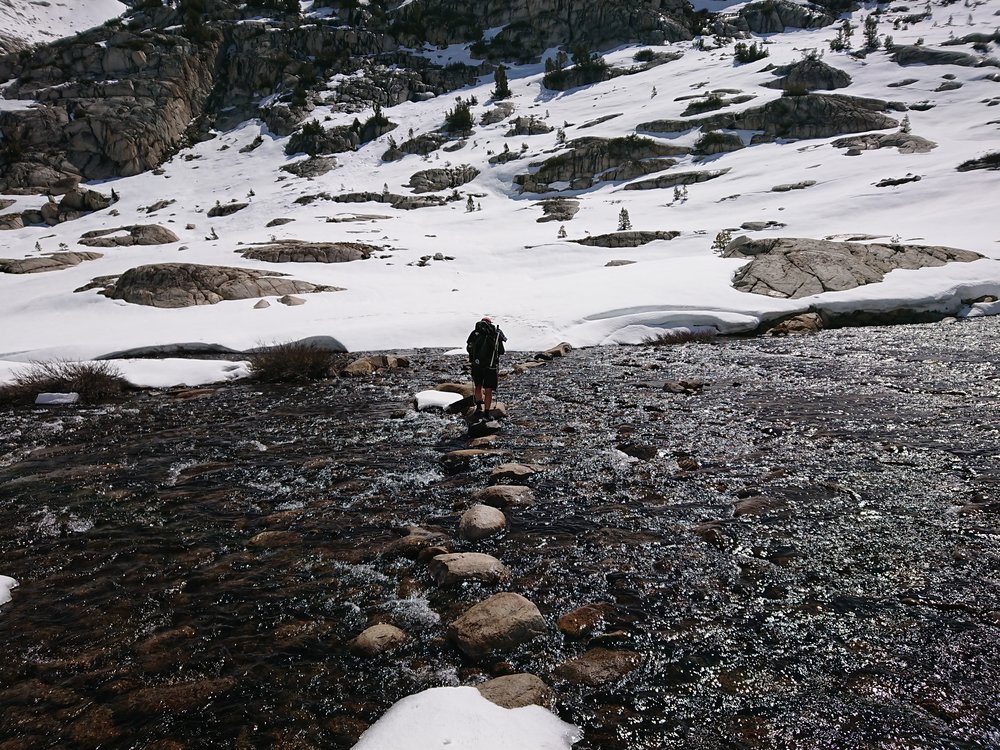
0;1;999;386
0;0;125;50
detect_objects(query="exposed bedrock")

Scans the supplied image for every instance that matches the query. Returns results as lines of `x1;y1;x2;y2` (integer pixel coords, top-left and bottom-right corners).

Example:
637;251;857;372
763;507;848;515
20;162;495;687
237;240;377;263
724;236;983;299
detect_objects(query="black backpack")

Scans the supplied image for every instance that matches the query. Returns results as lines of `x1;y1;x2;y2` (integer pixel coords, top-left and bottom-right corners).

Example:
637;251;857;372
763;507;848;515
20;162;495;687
469;321;500;366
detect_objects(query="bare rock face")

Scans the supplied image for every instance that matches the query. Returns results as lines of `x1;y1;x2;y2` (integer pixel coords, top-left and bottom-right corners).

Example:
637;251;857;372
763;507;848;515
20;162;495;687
347;624;408;657
516;136;689;194
0;252;103;274
476;674;553;709
238;240;376;263
207;202;248;218
79;225;179;247
504;116;554;137
428;552;509;586
762;58;851;92
724;236;983;299
281;156;338;179
891;45;1000;68
458;505;507;541
480;102;516;126
96;263;338;308
536;198;580;223
447;592;547;659
623;169;729;191
407;165;479;193
729;0;834;34
638;94;900;141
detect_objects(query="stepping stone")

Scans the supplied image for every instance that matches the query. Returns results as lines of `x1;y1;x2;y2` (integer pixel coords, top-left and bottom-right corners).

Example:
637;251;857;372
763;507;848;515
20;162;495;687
459;504;506;541
448;592;546;659
347;624;408;657
490;463;542;483
472;485;536;509
428;552;509;586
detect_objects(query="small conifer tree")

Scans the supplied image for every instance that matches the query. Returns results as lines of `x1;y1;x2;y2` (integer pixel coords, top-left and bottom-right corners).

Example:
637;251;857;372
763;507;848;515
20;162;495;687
492;65;511;100
466;195;476;212
618;207;632;231
712;229;732;252
558;225;567;239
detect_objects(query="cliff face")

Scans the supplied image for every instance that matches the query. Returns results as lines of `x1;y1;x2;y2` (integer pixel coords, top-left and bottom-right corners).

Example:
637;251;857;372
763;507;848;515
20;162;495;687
0;0;698;192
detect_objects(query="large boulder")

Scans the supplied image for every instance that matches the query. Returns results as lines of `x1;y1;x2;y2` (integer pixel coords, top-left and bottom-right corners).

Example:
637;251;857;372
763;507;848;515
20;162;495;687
95;263;338;307
79;225;179;247
347;624;408;656
407;165;479;193
891;45;1000;68
573;231;680;248
724;236;983;299
238;240;377;263
458;505;507;541
475;674;553;709
447;592;547;659
723;0;834;34
428;552;509;586
831;132;937;154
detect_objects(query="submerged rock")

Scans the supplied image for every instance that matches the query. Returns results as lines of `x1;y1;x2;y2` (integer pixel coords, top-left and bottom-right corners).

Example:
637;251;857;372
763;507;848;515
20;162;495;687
554;648;642;685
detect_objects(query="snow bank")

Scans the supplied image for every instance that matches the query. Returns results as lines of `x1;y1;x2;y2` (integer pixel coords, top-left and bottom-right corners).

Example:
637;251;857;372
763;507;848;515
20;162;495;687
414;390;464;411
0;575;18;607
351;686;580;750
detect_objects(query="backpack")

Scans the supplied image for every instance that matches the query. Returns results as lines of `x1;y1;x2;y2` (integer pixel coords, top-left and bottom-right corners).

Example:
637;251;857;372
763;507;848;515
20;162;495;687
468;321;501;367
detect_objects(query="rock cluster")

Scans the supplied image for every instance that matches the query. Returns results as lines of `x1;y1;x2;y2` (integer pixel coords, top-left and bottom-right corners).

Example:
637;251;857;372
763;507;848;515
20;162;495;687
79;225;179;247
762;58;851;92
0;189;113;230
407;165;480;193
0;252;103;275
724;236;983;299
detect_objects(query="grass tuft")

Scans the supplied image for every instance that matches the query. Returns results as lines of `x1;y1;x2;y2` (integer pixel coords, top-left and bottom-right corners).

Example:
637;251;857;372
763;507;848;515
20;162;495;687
0;360;130;405
642;329;719;347
247;341;343;383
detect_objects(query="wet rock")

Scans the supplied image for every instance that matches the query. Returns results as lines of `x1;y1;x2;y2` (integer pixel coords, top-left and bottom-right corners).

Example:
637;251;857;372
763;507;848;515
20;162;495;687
676;455;700;472
124;678;236;714
96;263;338;308
273;620;335;649
383;526;449;559
490;463;542;483
536;343;573;360
341;354;409;377
733;495;785;516
663;380;706;395
436;382;476;398
327;716;369;745
440;448;508;472
448;592;547;659
0;252;103;274
69;705;119;747
724;236;982;299
557;603;614;639
472;485;536;509
79;225;179;247
617;442;657;460
0;679;79;707
459;504;507;541
468;435;499;448
766;312;824;335
238;240;376;263
428;552;509;586
247;530;301;548
347;624;408;657
207;202;248;218
476;673;553;709
554;648;642;686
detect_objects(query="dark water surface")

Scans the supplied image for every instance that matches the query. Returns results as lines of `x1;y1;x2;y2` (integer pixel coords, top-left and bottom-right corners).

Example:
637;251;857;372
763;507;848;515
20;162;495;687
2;319;1000;749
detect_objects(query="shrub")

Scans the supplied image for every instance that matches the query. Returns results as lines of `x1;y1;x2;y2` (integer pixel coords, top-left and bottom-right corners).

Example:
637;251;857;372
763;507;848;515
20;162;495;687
782;83;810;96
247;342;342;383
634;49;656;62
642;329;718;347
0;361;130;405
444;100;474;132
957;152;1000;172
734;41;769;63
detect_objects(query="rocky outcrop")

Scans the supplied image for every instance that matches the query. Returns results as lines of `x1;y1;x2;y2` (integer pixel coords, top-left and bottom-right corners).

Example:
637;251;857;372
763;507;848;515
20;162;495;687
407;165;479;193
573;231;680;247
238;240;376;263
891;45;1000;68
515;136;689;193
391;0;695;56
280;157;338;179
724;236;983;299
638;94;900;141
0;252;103;274
96;263;337;308
79;225;179;247
536;198;580;223
505;116;555;137
302;191;449;211
623;169;730;191
714;0;834;35
207;202;248;218
447;592;546;659
762;58;851;91
832;132;937;154
480;103;516;126
694;131;745;155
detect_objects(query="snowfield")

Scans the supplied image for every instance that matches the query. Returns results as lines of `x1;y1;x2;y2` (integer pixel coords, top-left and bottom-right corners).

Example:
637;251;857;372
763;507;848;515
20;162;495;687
0;1;998;388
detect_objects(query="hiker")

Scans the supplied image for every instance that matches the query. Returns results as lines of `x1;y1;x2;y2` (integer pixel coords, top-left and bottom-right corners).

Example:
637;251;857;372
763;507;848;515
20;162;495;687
466;316;507;420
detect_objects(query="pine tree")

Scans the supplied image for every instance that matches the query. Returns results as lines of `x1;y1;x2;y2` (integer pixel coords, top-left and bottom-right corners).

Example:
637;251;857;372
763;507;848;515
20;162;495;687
492;65;511;100
557;225;567;239
466;195;476;212
618;208;632;231
863;15;880;50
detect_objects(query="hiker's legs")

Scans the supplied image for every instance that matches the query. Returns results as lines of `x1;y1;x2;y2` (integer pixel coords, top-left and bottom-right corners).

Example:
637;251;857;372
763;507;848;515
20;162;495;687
474;385;484;405
484;388;493;412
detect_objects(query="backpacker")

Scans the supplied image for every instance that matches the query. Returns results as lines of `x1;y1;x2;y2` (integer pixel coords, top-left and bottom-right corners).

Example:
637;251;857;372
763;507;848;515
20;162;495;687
468;320;501;367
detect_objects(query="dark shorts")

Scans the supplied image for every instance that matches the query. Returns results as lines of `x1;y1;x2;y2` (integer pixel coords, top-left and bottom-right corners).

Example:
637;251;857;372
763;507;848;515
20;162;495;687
471;365;498;390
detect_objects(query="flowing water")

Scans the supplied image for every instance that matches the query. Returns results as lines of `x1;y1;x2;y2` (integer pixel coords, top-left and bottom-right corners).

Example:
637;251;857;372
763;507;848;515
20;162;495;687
2;319;1000;749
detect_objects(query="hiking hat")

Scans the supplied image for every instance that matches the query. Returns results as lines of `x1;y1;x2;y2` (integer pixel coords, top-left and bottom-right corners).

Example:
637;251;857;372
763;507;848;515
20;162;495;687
481;316;492;323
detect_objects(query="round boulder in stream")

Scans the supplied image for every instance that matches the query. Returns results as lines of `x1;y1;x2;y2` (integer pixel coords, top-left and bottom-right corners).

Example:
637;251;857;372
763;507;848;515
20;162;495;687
348;624;408;657
428;552;509;586
472;485;536;509
458;504;507;541
554;647;643;686
448;592;547;659
475;673;553;709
